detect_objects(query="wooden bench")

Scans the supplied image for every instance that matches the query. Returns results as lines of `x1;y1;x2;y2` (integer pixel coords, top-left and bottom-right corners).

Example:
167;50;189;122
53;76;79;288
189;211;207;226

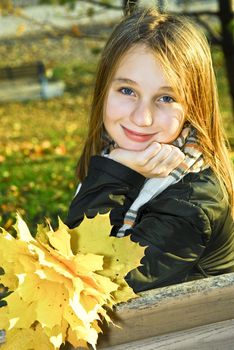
0;62;65;102
0;62;46;81
95;273;234;350
63;272;234;349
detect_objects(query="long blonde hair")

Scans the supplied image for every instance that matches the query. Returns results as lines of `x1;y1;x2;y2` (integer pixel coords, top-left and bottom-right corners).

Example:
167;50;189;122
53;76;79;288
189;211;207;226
77;8;234;212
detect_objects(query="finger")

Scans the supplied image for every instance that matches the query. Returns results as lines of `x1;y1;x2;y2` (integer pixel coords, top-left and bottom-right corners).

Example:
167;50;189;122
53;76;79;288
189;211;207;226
136;142;162;167
136;144;178;175
144;144;172;167
151;148;185;176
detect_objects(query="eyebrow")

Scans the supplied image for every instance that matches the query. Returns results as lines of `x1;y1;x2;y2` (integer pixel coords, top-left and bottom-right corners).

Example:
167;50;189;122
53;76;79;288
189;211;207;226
113;78;174;92
113;78;138;85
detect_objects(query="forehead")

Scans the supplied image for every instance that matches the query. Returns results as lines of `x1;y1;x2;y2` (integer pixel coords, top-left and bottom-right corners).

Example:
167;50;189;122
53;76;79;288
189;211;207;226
112;44;170;88
114;44;159;72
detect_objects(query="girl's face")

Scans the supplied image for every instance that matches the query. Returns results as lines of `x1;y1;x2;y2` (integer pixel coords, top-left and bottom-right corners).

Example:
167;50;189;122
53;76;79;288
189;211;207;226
103;44;185;151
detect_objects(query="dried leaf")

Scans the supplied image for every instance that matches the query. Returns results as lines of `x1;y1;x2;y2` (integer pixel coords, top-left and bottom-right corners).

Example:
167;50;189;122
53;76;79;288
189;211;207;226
70;213;145;301
0;213;144;349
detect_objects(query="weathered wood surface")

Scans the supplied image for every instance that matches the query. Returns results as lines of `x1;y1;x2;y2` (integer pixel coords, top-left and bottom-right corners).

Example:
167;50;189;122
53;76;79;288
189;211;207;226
0;62;64;102
0;62;45;80
101;319;234;350
98;273;234;348
0;79;65;102
64;273;234;350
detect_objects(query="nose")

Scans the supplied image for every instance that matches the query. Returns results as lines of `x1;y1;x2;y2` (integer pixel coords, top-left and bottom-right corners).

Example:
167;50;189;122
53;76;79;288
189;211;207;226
130;101;153;127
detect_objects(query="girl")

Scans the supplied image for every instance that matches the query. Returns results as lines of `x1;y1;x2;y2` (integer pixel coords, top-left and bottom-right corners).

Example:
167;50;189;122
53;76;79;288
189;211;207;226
66;8;234;292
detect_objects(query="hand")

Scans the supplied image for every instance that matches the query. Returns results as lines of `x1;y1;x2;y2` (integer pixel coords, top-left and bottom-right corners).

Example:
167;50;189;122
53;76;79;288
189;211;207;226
109;142;185;178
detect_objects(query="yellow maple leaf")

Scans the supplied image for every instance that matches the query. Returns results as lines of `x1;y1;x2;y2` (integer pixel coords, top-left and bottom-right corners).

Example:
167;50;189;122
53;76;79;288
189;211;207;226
46;219;73;258
0;323;54;350
36;222;50;245
70;213;145;301
0;213;144;349
0;274;18;291
14;213;32;242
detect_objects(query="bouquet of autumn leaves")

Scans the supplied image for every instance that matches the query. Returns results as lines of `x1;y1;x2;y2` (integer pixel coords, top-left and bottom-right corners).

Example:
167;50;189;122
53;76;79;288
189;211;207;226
0;213;145;350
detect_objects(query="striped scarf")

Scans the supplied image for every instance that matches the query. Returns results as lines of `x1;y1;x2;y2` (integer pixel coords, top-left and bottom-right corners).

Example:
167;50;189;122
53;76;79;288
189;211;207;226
102;125;208;238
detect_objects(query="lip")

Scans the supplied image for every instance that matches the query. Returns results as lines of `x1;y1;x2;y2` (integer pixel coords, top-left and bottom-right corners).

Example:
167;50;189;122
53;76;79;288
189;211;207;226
122;126;155;142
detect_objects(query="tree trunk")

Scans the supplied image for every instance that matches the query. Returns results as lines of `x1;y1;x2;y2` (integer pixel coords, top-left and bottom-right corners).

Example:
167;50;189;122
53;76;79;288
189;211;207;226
218;0;234;117
122;0;138;16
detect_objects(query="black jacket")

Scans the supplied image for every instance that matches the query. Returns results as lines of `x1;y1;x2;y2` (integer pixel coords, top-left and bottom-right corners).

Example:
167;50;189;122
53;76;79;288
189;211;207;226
66;156;234;292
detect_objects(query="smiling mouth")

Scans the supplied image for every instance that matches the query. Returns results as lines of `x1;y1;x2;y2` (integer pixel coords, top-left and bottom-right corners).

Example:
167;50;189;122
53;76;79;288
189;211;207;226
122;126;155;142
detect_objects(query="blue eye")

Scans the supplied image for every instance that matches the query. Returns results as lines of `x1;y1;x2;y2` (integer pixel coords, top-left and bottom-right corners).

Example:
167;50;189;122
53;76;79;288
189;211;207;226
120;87;134;96
159;95;175;103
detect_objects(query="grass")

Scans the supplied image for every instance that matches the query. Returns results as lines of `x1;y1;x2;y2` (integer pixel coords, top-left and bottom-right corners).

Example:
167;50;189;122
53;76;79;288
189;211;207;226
0;65;95;233
0;47;233;233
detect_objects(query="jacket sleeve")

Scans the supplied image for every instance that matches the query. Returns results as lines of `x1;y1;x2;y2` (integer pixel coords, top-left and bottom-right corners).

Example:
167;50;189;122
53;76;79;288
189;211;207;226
66;155;146;229
125;197;212;292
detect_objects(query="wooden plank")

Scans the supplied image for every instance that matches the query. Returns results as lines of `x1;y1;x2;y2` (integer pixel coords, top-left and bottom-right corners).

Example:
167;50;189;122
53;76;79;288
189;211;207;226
101;319;234;350
64;274;234;349
0;80;65;101
97;273;234;348
0;81;42;101
0;63;45;80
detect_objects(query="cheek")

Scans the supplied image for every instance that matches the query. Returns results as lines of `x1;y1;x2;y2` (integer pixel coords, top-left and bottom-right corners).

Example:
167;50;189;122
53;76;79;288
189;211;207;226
103;96;120;135
169;105;185;128
168;119;183;136
104;92;133;124
159;107;185;141
104;95;119;123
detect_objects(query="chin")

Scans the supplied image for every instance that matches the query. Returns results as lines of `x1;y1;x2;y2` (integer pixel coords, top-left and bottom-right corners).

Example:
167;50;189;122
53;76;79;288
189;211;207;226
119;141;149;151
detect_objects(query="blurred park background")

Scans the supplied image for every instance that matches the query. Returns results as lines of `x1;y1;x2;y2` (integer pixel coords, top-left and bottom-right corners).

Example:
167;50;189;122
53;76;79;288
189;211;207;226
0;0;233;234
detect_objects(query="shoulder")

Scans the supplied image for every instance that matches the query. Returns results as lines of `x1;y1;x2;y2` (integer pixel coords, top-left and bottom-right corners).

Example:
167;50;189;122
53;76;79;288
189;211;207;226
183;168;230;225
184;167;224;202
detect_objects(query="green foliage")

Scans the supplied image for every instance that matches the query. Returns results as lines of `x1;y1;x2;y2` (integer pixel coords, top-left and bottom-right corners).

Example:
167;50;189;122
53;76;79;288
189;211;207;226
52;61;97;95
39;0;76;7
38;0;115;8
1;155;78;233
0;0;14;14
211;46;234;146
228;19;234;33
